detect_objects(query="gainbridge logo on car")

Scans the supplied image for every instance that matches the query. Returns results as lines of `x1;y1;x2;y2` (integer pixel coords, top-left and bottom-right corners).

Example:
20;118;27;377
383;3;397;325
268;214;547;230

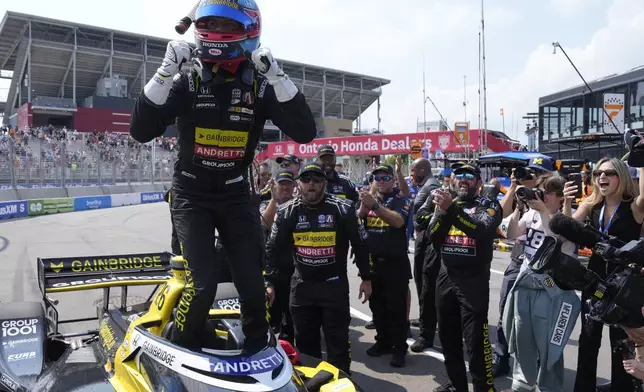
293;231;336;259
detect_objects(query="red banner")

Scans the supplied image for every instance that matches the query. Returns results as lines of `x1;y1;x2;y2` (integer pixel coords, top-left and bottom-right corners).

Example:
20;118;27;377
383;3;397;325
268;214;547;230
263;130;516;159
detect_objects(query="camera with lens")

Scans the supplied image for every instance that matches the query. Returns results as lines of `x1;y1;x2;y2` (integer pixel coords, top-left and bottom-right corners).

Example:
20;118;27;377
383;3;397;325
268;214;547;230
530;217;644;328
625;128;644;168
516;187;544;201
514;166;532;181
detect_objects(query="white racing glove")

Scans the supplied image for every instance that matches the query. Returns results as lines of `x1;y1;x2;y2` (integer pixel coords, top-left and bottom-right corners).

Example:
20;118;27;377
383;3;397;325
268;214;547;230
251;48;298;103
144;40;192;105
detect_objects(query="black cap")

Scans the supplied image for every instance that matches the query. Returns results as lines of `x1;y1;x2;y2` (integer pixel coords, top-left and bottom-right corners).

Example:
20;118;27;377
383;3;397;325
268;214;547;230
373;164;394;175
276;154;301;165
275;169;296;183
317;145;336;157
454;164;482;178
298;162;326;178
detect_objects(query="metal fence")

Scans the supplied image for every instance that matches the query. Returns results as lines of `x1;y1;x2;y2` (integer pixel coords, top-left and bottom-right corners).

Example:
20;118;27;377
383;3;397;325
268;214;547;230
0;130;176;189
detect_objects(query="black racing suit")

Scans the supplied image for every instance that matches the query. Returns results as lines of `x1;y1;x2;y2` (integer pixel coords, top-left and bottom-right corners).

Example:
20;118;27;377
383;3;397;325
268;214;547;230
363;192;412;354
165;189;233;283
265;194;371;374
326;171;359;205
130;61;316;350
260;199;295;343
425;196;502;392
412;177;441;344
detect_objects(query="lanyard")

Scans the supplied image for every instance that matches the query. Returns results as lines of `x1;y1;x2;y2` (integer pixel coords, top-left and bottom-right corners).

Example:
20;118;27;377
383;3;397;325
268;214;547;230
599;202;620;235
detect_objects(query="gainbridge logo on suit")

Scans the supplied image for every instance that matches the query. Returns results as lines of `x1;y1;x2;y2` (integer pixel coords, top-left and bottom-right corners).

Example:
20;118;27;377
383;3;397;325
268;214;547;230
293;232;337;266
193;127;249;169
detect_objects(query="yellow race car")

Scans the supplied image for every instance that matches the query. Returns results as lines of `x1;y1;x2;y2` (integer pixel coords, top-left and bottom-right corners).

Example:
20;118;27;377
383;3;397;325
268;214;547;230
0;252;363;391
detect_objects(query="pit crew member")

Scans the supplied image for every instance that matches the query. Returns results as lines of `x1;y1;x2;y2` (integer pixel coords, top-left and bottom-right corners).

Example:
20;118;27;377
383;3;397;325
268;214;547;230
317;145;359;205
260;169;297;343
423;163;502;392
265;162;372;374
358;164;411;368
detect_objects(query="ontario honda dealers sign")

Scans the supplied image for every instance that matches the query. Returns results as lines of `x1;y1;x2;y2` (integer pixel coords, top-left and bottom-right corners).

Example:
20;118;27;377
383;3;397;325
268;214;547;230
264;131;514;158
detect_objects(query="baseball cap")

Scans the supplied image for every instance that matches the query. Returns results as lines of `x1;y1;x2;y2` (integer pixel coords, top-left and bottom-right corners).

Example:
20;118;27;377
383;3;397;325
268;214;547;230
454;164;482;178
275;169;296;183
317;145;336;157
298;162;326;178
527;156;554;172
373;164;394;176
276;154;300;165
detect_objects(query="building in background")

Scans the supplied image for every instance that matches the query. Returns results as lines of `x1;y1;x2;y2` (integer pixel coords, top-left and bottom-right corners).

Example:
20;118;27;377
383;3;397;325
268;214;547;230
0;11;389;142
537;65;644;162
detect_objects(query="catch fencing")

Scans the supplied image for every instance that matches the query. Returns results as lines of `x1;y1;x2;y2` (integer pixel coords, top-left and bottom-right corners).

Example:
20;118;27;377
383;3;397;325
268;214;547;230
0;130;175;189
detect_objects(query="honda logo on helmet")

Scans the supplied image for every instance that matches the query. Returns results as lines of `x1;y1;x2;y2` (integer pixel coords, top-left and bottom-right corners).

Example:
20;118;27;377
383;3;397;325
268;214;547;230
208;49;223;56
202;42;228;48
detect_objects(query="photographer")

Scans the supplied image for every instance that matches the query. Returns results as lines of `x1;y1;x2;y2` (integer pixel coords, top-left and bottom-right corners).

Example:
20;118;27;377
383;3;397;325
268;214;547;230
424;163;502;392
563;158;644;392
502;175;580;392
494;157;553;376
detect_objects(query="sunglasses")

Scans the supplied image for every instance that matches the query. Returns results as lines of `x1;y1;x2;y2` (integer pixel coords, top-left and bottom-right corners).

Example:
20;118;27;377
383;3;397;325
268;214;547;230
279;162;294;168
592;170;618;178
455;173;476;180
373;175;393;182
260;172;272;178
299;176;325;184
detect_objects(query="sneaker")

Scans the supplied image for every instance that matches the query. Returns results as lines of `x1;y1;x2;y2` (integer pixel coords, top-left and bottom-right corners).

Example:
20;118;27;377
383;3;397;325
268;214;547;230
596;383;611;392
366;342;392;357
390;352;406;368
410;337;433;353
365;320;376;330
433;383;457;392
492;353;510;378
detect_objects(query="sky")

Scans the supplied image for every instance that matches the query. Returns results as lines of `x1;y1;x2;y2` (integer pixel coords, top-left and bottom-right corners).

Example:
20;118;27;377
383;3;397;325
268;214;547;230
1;0;644;144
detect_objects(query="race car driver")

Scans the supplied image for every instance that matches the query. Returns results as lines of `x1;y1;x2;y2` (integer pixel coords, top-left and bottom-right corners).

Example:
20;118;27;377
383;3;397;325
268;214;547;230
422;163;502;392
264;162;372;374
129;0;316;353
317;145;359;205
358;164;411;367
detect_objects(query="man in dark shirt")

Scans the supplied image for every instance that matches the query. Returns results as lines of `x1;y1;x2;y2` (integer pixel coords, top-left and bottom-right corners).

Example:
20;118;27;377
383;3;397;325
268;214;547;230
358;164;411;368
317;145;359;205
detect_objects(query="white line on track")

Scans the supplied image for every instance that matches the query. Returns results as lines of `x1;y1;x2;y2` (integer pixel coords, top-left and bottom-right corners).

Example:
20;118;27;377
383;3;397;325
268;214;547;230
350;307;446;361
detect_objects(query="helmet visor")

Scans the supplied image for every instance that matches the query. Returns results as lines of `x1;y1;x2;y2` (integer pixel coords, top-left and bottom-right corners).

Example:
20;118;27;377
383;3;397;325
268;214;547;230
195;3;255;30
195;17;246;34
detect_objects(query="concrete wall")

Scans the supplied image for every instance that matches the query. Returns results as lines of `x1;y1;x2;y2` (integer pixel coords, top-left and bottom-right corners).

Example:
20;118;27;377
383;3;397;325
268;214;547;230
0;184;169;203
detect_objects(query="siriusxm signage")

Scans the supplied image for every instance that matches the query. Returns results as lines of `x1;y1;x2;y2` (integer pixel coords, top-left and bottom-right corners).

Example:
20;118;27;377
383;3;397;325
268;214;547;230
0;201;28;220
73;196;112;212
140;192;164;204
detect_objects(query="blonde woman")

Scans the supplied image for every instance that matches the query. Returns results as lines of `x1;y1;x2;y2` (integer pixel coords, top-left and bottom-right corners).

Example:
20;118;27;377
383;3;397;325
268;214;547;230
563;158;644;392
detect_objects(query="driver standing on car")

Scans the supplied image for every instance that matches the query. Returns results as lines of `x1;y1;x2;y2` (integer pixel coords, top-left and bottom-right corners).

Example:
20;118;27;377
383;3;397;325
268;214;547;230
129;0;316;353
264;162;372;375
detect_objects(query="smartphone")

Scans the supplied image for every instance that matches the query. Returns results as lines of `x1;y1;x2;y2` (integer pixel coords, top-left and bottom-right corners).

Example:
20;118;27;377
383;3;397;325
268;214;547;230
568;173;583;199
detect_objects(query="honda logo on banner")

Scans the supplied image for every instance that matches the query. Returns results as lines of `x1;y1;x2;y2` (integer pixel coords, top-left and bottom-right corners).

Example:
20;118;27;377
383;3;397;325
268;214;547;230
603;93;625;133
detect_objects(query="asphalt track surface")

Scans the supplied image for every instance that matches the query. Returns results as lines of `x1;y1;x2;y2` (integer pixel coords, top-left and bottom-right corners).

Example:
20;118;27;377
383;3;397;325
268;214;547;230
0;203;618;391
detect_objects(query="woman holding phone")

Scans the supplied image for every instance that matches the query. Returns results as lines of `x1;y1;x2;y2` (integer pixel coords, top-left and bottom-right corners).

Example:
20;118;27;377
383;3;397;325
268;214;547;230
563;158;644;392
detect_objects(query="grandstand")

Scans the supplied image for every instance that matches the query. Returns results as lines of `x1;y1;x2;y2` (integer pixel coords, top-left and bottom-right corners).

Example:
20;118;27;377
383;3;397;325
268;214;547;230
0;11;390;189
0;11;390;142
